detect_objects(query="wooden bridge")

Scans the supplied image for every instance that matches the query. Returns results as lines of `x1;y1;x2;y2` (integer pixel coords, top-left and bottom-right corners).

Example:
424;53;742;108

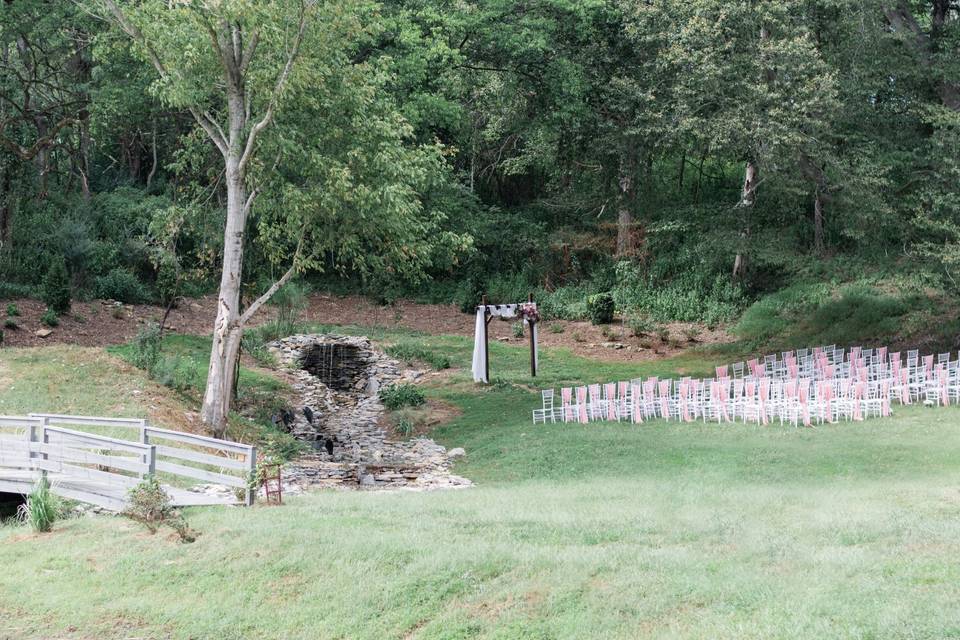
0;414;256;511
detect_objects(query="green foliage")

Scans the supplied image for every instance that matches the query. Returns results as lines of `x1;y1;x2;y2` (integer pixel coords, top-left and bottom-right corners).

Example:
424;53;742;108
0;283;34;300
40;309;59;327
627;314;655;337
41;258;71;315
131;322;162;373
93;268;151;304
6;304;19;316
394;417;415;438
4;318;18;330
151;355;202;393
511;322;524;338
586;292;615;325
385;343;450;370
379;383;426;410
17;476;60;533
124;475;195;543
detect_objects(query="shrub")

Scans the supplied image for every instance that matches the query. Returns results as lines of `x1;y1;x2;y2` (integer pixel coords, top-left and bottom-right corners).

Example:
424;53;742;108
627;314;655;337
586;292;615;325
548;323;565;334
0;329;4;346
453;278;483;314
93;268;150;304
6;303;19;316
18;476;60;533
511;322;524;338
124;475;195;542
0;282;34;300
4;318;18;329
131;322;162;373
379;383;426;410
153;355;201;393
41;257;71;315
40;309;59;327
270;280;310;328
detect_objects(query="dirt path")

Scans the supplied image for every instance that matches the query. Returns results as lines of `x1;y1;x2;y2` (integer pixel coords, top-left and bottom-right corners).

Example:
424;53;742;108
1;293;733;361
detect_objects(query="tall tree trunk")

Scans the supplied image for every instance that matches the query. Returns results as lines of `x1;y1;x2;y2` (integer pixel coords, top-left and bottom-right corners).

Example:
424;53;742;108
733;161;757;280
813;184;825;255
200;94;248;438
0;162;11;249
615;153;636;258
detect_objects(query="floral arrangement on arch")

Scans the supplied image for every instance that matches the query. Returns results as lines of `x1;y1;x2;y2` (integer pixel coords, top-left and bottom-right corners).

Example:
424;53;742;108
520;302;540;324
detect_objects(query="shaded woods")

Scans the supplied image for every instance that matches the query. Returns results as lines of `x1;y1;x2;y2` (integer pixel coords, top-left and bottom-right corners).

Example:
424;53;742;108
2;0;959;431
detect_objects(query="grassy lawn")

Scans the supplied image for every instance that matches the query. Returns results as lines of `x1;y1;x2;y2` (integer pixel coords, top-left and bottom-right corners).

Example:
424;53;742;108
3;328;960;638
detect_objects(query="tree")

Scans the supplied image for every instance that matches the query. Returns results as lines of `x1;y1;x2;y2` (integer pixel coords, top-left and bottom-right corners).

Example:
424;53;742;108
98;0;468;436
98;0;315;435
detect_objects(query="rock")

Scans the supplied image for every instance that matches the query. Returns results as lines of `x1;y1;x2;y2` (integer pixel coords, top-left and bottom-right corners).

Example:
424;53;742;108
35;328;53;338
365;376;380;395
359;473;376;486
601;342;625;350
447;447;466;459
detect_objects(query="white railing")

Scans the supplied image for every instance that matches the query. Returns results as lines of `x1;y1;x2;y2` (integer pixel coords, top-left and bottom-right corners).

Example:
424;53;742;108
0;414;257;510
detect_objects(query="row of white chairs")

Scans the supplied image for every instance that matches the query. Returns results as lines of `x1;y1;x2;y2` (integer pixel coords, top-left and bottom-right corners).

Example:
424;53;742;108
532;347;960;426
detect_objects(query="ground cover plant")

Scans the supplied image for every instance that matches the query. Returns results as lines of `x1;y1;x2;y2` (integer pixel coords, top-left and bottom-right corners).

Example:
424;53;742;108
3;325;960;638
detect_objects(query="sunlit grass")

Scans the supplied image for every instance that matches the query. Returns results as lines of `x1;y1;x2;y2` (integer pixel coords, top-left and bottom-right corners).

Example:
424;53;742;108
3;328;960;638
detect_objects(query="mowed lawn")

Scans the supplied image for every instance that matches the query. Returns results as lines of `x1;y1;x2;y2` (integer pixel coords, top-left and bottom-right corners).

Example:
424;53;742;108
3;334;960;639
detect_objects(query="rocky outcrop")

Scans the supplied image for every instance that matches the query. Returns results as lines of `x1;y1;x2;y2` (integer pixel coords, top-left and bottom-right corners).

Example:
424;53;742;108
267;334;471;492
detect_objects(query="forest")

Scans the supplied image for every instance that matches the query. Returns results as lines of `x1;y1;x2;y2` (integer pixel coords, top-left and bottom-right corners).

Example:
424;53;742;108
1;1;959;377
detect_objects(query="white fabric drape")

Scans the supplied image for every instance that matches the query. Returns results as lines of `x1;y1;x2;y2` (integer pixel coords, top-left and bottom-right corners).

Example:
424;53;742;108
472;309;488;382
471;303;539;383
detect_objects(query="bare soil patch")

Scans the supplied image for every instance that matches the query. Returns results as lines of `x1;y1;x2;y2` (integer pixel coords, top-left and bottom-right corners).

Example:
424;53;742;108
1;292;734;362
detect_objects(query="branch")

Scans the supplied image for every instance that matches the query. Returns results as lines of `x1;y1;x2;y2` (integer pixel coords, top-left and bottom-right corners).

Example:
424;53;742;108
237;2;309;175
0;116;77;160
237;233;305;326
101;0;230;153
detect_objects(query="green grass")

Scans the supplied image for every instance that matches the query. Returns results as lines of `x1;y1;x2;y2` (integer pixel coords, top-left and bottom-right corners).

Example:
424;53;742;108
3;326;960;638
732;280;957;352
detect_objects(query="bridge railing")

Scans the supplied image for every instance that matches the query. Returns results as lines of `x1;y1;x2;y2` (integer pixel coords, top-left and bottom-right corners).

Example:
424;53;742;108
1;414;258;507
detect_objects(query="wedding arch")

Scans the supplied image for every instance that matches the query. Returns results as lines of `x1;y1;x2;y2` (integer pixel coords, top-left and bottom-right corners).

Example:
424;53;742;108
471;294;539;383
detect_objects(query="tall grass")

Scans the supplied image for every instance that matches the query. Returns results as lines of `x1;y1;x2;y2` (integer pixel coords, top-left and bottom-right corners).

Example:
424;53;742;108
18;476;60;533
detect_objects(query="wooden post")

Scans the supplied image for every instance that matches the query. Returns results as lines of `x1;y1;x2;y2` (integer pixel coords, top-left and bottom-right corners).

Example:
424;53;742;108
528;292;537;377
146;445;157;476
245;445;257;506
27;422;38;469
481;294;490;384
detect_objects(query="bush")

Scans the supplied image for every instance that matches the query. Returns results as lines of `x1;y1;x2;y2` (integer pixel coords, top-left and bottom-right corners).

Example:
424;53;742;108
379;383;426;410
453;278;483;314
0;282;34;300
6;303;19;316
124;475;195;542
511;322;525;338
586;292;615;325
0;329;4;346
40;309;59;327
41;257;71;315
131;322;162;373
18;476;60;533
153;355;201;393
4;318;18;329
627;313;655;337
93;268;151;304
